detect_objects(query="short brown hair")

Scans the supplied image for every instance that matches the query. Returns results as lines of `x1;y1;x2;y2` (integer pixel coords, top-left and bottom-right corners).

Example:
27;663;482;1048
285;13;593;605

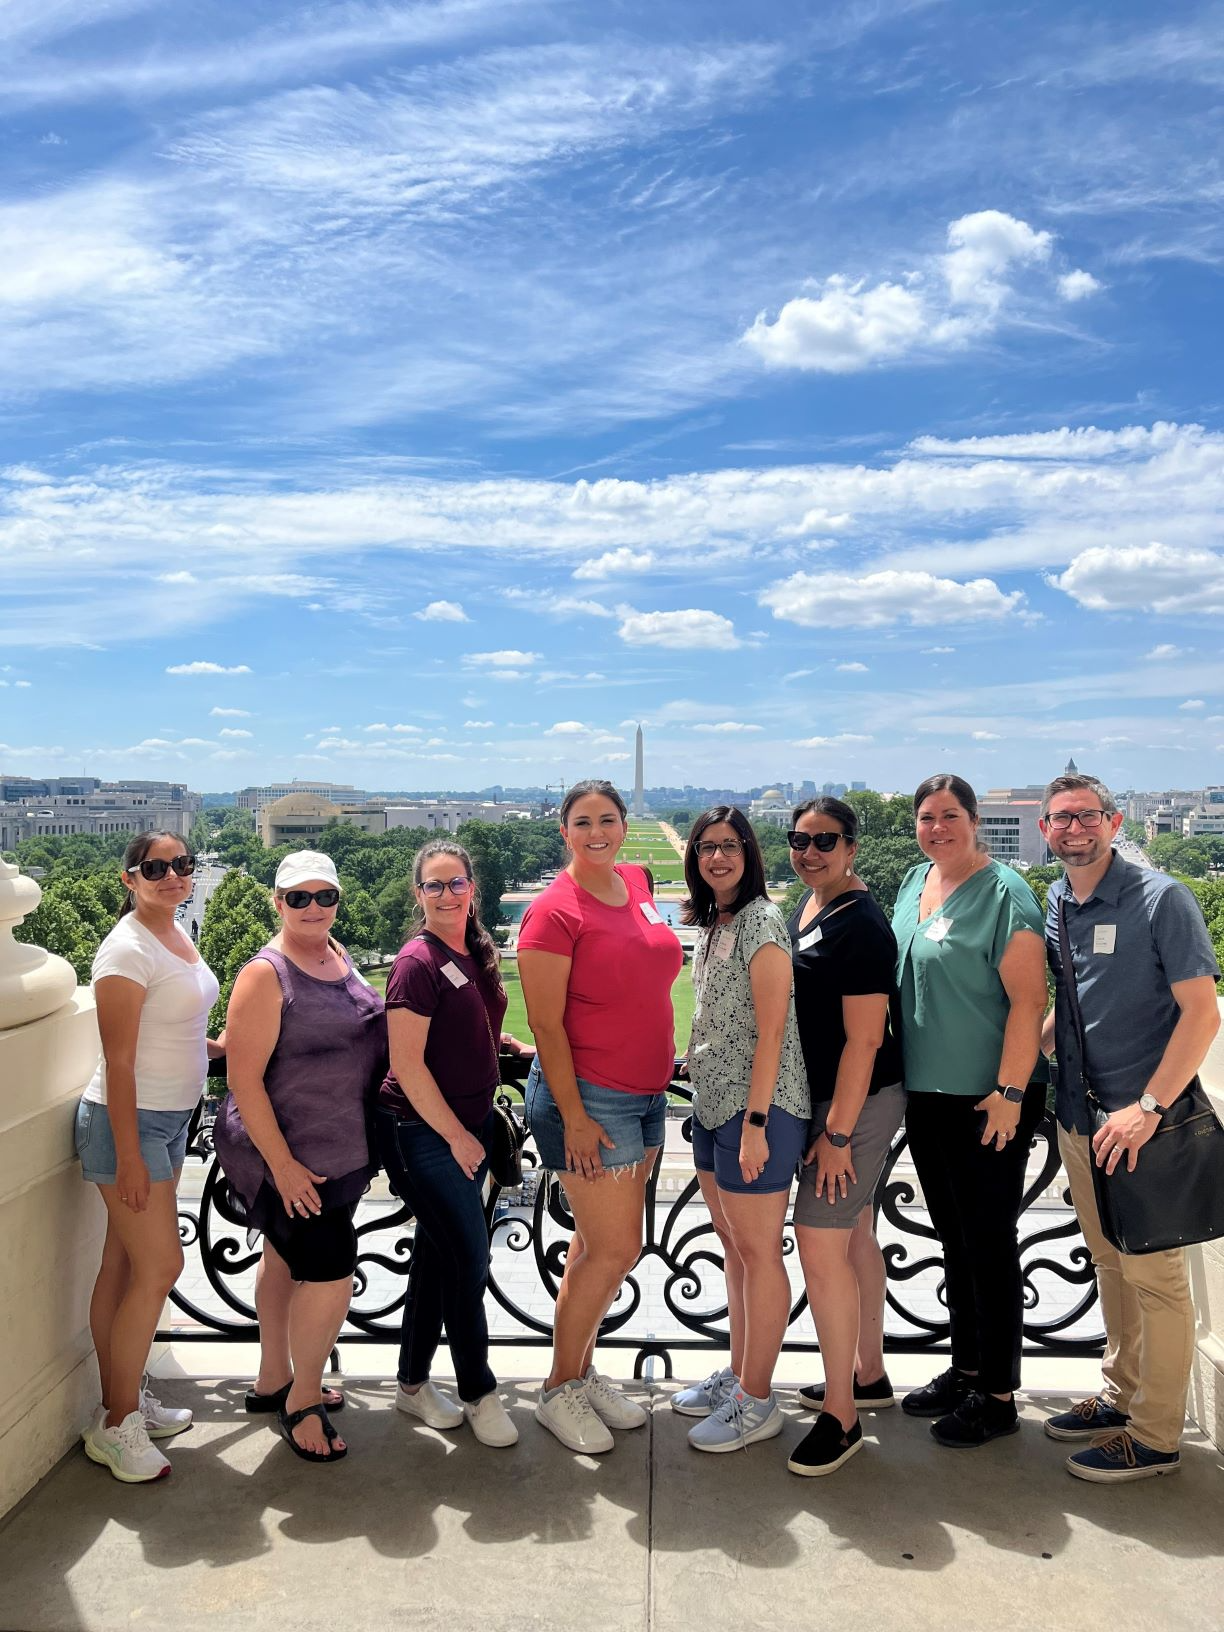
1041;774;1117;818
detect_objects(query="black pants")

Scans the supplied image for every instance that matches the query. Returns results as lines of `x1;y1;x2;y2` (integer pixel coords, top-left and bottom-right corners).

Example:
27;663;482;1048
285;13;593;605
374;1107;497;1404
905;1085;1046;1394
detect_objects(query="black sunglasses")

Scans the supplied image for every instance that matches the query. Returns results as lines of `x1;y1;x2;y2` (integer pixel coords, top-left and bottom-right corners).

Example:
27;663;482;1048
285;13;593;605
282;888;341;909
787;831;847;853
127;855;196;880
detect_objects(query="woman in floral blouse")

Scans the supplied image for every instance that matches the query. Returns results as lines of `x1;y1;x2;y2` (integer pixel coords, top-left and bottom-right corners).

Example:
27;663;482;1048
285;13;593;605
671;806;810;1453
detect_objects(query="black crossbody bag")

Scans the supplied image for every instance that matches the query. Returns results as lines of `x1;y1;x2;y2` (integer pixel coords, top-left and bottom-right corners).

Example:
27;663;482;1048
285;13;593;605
1057;896;1224;1255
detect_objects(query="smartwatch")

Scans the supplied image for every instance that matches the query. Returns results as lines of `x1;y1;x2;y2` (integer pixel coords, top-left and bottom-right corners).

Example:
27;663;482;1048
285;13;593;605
1139;1092;1164;1116
825;1129;851;1149
746;1110;769;1129
996;1084;1025;1104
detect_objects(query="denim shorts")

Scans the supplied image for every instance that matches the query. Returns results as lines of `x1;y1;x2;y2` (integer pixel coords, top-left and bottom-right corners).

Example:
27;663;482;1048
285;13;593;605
691;1106;808;1195
525;1059;667;1174
75;1099;195;1185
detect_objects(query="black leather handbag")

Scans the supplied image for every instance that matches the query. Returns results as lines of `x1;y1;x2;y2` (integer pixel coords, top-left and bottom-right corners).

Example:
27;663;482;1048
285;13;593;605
486;1093;527;1190
1059;898;1224;1255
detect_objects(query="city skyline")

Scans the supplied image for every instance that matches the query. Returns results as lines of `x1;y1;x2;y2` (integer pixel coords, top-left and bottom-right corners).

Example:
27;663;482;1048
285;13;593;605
2;2;1222;790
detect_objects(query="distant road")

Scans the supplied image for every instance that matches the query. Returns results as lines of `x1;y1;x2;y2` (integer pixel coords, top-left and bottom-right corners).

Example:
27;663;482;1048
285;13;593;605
658;821;686;860
177;857;228;942
1115;837;1155;871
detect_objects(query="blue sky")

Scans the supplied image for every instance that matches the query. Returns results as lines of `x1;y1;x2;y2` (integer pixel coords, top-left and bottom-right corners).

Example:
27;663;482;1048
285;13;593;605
2;0;1223;795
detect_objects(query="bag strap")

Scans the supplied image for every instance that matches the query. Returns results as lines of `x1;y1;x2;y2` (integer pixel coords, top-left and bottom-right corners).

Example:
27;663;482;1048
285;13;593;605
1056;894;1090;1086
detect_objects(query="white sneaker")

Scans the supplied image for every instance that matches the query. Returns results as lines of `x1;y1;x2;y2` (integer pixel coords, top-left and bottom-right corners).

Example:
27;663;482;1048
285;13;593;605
464;1393;519;1448
395;1380;463;1429
81;1404;105;1446
584;1367;648;1430
671;1367;736;1418
140;1382;193;1440
84;1410;172;1483
535;1381;615;1454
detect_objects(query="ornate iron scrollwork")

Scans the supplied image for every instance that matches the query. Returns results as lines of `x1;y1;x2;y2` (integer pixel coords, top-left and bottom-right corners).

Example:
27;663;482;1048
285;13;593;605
168;1058;1103;1369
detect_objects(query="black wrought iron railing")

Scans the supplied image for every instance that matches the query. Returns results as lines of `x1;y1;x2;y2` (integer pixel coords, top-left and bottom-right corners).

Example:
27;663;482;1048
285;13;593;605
165;1057;1103;1375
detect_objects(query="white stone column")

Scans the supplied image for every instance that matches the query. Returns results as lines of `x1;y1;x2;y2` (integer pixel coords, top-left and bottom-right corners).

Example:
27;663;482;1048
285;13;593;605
0;859;103;1518
1187;998;1224;1453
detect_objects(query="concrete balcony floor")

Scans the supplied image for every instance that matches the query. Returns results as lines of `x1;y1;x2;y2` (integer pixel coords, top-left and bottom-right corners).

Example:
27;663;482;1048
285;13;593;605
2;1353;1222;1632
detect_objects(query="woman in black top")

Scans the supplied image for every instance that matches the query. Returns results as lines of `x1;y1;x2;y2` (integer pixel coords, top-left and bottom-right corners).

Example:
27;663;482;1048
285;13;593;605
784;797;906;1479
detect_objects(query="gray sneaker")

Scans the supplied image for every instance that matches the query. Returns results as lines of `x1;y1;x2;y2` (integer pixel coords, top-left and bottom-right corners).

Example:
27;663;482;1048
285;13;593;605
671;1367;736;1418
687;1387;783;1453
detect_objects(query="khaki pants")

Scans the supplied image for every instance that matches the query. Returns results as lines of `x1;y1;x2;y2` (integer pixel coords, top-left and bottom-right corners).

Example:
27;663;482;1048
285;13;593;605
1057;1125;1195;1452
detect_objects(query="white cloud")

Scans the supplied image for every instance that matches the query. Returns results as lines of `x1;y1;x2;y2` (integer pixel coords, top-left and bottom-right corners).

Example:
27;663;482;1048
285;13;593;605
413;599;469;622
1051;542;1224;614
464;649;540;667
972;730;1002;740
14;679;32;688
1144;644;1185;660
835;661;869;673
218;727;253;738
574;547;655;580
463;719;493;729
742;210;1064;374
691;722;763;734
209;706;252;717
165;660;251;675
922;646;955;654
616;608;740;649
545;721;590;736
760;569;1024;628
1179;699;1206;711
504;589;615;619
363;722;389;731
1058;269;1102;301
157;570;197;584
793;733;873;748
390;723;423;734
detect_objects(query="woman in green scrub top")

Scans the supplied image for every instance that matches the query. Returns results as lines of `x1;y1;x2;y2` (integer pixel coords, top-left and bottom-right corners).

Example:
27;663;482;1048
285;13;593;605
892;773;1048;1449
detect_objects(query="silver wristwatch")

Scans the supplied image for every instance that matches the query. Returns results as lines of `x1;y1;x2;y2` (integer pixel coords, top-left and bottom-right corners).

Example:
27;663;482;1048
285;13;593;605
1139;1092;1163;1116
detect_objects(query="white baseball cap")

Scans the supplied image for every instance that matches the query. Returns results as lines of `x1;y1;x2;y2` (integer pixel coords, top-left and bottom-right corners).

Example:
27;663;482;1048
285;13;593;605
274;850;341;892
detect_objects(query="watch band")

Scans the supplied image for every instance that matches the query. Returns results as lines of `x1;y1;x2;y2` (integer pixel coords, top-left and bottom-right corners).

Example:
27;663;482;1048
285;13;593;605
1139;1092;1163;1116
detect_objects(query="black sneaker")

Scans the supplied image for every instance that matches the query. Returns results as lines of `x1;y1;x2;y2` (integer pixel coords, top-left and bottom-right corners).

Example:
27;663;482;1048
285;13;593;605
787;1412;864;1477
931;1391;1020;1448
901;1366;973;1418
798;1373;895;1411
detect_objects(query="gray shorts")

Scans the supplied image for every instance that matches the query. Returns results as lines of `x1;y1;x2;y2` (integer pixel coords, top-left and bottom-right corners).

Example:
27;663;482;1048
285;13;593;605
793;1081;905;1229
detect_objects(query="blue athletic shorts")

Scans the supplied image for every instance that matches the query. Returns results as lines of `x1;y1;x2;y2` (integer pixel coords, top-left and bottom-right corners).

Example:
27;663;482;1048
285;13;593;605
691;1106;808;1195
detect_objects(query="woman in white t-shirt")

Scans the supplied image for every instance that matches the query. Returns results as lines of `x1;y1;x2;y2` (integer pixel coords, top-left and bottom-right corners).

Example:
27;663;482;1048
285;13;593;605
74;830;222;1484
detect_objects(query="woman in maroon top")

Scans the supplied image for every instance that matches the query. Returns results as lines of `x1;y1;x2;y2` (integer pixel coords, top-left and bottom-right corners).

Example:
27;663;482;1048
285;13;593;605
374;840;529;1449
518;780;684;1455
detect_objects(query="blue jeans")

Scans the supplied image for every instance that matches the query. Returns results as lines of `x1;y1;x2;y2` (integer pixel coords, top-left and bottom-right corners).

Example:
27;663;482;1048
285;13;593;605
374;1107;497;1403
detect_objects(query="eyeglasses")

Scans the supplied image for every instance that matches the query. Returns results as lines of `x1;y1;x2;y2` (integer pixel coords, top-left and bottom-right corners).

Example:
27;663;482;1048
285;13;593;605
419;875;473;898
1046;810;1111;830
127;855;196;881
695;839;743;859
786;831;846;853
282;888;341;909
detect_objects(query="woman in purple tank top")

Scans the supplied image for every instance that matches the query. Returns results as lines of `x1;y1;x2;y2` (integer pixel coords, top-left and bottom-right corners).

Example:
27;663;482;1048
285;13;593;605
214;851;386;1463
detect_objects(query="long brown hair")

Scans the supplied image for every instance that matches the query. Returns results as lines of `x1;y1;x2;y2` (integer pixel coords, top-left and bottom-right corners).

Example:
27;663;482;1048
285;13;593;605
410;839;500;984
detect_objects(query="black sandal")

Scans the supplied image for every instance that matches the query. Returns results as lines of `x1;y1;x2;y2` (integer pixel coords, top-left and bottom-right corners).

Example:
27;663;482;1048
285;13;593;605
276;1402;347;1463
247;1381;344;1414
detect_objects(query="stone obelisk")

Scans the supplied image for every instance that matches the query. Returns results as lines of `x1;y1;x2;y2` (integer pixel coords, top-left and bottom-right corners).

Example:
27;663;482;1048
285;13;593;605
633;723;645;817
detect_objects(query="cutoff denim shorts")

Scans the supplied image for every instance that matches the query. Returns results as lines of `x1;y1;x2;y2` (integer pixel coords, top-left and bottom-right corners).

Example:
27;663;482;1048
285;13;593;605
75;1098;195;1185
525;1059;667;1174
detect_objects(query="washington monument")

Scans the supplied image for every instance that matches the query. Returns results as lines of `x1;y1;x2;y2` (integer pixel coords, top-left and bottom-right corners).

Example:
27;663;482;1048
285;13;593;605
633;723;645;817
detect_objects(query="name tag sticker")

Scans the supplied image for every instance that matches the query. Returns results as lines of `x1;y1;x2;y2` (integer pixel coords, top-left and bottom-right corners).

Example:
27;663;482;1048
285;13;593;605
1093;924;1117;955
713;928;736;961
924;917;952;943
639;902;664;926
798;927;823;951
441;962;469;988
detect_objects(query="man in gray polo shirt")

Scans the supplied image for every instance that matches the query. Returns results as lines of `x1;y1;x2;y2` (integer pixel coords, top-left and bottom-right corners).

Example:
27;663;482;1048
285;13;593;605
1040;773;1220;1482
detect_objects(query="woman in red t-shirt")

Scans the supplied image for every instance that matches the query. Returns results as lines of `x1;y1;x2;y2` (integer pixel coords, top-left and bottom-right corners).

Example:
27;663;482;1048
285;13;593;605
519;779;683;1455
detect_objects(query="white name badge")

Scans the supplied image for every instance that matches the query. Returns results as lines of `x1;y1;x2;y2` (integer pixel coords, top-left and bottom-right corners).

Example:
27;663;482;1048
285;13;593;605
713;927;736;961
441;962;469;988
798;926;823;951
639;902;664;926
924;917;952;943
1093;924;1117;955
